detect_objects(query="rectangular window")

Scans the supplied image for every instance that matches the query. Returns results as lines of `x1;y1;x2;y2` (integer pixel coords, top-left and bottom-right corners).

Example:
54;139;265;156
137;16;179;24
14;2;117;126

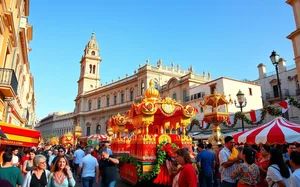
130;91;134;102
197;92;201;98
114;95;117;105
97;100;101;109
273;85;279;98
121;93;124;104
194;94;197;99
249;88;252;96
210;86;216;94
191;95;193;100
172;93;177;100
88;102;92;111
86;127;90;136
183;90;187;102
106;97;110;107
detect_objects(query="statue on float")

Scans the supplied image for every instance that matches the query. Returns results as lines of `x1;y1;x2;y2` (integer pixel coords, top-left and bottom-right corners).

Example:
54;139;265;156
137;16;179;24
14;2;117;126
106;80;197;185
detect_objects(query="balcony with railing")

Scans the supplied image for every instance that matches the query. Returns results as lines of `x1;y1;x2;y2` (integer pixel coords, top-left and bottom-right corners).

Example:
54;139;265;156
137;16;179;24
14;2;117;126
0;68;18;97
265;89;289;100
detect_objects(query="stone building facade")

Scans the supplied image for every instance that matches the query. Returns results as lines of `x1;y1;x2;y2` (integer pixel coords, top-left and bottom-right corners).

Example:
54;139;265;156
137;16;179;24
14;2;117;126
0;0;36;128
74;33;213;136
35;112;74;138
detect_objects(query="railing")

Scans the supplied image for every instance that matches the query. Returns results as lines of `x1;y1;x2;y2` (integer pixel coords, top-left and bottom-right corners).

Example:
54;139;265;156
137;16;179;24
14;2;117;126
0;68;18;95
266;89;289;100
296;88;300;96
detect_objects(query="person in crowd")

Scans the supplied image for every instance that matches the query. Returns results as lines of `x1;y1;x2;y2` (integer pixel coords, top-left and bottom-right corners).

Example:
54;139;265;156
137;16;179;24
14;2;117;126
166;148;197;187
266;148;291;187
20;150;29;175
102;141;113;155
78;147;99;187
0;178;13;187
231;147;260;187
283;143;296;171
48;149;57;168
46;150;52;170
0;152;22;186
289;151;300;186
22;149;36;174
255;144;270;187
65;147;74;173
296;143;300;152
98;149;120;187
197;142;215;187
207;143;218;187
22;154;50;187
51;147;66;167
219;136;239;187
73;145;85;182
48;156;75;187
12;147;20;166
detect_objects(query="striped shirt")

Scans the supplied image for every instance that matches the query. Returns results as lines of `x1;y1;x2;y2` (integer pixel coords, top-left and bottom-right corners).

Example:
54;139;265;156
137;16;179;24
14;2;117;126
219;146;237;183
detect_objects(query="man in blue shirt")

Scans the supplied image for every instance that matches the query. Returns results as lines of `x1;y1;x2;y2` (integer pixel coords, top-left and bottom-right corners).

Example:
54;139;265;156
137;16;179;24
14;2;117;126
197;142;215;187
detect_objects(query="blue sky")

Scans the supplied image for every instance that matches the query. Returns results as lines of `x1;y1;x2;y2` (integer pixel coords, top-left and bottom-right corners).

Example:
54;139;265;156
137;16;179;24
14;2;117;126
29;0;295;119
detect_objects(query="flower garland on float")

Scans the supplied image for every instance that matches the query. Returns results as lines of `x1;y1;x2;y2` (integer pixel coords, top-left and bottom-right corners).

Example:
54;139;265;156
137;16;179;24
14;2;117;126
119;141;178;183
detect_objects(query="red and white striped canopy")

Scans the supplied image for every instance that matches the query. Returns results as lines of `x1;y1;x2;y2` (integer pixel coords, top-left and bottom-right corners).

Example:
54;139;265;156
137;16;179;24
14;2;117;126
233;117;300;144
87;134;109;141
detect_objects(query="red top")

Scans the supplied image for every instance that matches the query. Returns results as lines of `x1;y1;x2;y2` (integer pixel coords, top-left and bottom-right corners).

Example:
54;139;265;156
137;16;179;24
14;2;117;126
172;163;197;187
255;159;269;187
20;155;29;166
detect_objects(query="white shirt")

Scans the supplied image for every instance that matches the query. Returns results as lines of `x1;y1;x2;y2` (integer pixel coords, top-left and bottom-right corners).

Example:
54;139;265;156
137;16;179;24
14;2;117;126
12;155;19;165
266;164;291;187
219;147;236;183
290;168;300;187
80;154;99;178
74;149;85;164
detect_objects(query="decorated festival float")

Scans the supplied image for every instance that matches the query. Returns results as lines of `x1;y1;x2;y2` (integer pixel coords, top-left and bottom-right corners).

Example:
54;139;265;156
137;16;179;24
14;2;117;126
200;90;231;146
61;132;74;148
106;80;197;186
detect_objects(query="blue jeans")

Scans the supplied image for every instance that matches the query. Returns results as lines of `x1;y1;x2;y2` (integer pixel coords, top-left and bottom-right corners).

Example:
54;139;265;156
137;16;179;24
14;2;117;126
199;171;213;187
74;163;82;179
101;180;116;187
82;176;95;187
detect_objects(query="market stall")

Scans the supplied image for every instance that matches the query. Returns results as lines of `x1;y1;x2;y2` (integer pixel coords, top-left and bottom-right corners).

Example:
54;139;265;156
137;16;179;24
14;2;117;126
0;122;41;147
233;117;300;144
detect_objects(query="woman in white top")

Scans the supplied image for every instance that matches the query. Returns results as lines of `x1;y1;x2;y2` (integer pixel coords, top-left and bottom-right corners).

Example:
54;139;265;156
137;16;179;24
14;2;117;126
266;148;291;187
22;154;50;187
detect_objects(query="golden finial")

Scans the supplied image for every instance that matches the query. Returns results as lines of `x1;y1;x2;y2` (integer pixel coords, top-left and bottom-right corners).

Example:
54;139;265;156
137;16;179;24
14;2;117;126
144;79;159;99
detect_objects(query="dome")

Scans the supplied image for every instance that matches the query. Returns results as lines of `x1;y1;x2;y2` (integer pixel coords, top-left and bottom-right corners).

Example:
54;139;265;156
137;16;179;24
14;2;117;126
144;80;159;99
86;32;99;49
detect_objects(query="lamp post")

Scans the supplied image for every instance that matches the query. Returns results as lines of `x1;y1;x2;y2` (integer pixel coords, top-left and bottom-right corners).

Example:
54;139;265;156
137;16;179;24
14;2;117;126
234;90;247;131
269;51;284;117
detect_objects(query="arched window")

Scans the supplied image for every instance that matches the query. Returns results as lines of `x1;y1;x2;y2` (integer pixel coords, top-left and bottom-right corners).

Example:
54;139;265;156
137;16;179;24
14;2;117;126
93;65;96;74
120;93;124;104
97;99;101;109
88;100;92;111
91;51;95;55
89;64;92;73
130;90;134;102
141;81;145;95
106;96;110;107
96;125;101;134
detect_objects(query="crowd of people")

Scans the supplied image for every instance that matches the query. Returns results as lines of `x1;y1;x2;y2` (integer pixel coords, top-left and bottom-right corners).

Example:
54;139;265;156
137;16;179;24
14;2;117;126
0;140;119;187
0;136;299;187
194;136;300;187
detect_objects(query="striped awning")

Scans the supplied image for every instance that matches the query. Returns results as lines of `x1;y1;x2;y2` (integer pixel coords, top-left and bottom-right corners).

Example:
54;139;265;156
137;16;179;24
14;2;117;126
0;122;41;147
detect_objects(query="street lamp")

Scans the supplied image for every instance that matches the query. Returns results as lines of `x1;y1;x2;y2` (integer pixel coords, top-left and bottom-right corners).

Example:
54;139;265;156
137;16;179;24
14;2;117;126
270;50;284;117
234;90;247;131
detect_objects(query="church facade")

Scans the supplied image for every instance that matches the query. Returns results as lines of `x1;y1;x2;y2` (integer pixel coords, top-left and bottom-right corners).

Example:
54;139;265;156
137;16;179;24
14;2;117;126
74;33;212;136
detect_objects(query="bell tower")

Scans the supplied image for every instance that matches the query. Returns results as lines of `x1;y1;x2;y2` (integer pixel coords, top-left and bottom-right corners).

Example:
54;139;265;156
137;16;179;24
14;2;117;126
77;32;102;94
